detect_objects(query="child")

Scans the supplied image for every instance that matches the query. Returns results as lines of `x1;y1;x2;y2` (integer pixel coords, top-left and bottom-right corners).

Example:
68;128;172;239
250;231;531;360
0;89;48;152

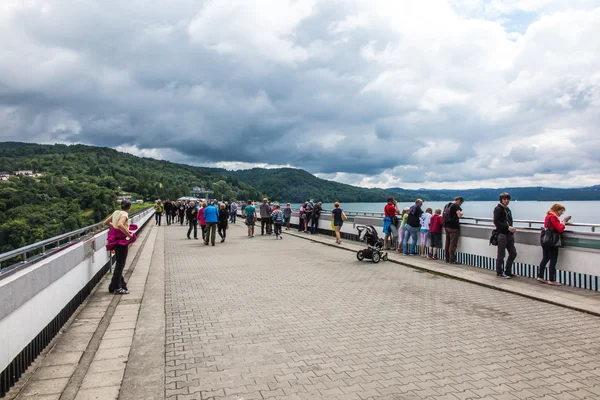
396;207;410;253
271;204;284;239
420;208;432;257
429;208;444;259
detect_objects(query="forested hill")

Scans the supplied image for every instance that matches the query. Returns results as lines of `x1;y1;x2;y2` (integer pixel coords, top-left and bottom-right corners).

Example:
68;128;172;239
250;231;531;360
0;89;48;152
214;168;395;202
0;142;261;252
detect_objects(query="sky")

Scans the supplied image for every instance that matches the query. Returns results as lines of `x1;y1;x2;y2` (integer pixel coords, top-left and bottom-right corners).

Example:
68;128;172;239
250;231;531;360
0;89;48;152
1;0;600;190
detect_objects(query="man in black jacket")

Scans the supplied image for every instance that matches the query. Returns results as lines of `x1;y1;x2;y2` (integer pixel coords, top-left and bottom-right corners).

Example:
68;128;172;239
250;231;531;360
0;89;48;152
164;200;172;225
493;192;517;278
186;201;199;239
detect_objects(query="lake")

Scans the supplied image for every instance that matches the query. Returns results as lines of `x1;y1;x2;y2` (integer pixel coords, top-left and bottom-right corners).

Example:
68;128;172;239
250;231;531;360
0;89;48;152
290;201;600;225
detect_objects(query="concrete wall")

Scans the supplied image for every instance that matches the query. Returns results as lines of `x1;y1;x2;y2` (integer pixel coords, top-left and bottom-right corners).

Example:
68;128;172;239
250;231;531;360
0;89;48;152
0;209;154;373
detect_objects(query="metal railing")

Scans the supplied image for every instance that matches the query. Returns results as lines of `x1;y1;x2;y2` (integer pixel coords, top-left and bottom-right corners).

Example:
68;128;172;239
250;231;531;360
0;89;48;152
0;207;154;277
306;209;600;233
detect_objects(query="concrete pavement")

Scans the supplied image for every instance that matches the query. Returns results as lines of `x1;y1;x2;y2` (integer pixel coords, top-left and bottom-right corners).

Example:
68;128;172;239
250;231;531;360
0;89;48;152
7;222;600;399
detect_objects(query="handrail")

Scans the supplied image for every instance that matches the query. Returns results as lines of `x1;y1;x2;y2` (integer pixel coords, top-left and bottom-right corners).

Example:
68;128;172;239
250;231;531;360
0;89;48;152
0;207;154;274
295;208;600;233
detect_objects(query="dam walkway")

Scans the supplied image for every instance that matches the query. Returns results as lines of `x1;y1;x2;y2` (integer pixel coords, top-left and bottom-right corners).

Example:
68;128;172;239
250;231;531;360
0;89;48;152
6;222;600;400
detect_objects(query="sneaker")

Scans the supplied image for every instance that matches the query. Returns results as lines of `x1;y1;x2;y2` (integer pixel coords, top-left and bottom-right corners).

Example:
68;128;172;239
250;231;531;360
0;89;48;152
212;243;215;246
114;288;129;294
497;274;510;279
221;238;225;243
506;273;517;278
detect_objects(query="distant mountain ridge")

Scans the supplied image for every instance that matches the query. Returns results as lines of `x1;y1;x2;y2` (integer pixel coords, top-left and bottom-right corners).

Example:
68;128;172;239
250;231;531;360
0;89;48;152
385;186;600;202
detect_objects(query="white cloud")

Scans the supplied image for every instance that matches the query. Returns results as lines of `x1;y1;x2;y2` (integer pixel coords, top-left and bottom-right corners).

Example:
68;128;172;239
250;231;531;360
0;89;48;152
1;0;600;190
187;0;318;64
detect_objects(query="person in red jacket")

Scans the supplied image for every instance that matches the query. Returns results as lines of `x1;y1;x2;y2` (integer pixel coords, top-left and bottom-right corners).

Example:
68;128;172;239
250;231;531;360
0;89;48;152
537;203;571;285
428;208;444;259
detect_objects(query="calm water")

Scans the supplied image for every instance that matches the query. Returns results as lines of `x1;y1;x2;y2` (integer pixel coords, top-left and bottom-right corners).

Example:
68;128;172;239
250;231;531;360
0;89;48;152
290;201;600;225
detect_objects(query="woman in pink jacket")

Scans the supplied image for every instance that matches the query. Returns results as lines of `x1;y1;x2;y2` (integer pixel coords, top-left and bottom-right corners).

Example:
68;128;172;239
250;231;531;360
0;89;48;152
197;201;207;241
104;201;134;295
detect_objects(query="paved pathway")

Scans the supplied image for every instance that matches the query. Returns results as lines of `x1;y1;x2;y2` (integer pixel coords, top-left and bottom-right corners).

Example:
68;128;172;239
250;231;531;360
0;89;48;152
162;224;600;399
9;222;600;400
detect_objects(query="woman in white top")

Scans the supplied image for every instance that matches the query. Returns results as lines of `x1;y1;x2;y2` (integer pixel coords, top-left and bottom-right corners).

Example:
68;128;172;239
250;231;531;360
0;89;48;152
419;208;432;257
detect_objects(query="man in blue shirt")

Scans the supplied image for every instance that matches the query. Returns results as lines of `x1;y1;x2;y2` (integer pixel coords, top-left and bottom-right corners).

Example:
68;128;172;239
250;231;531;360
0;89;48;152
203;202;219;246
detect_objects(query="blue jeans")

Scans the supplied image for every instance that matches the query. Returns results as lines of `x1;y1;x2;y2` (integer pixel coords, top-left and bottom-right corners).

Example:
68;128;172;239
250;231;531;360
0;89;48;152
402;225;419;254
230;211;236;223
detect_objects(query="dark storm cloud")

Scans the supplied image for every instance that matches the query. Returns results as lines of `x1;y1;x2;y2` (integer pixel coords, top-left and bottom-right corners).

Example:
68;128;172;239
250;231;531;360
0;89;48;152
1;0;600;188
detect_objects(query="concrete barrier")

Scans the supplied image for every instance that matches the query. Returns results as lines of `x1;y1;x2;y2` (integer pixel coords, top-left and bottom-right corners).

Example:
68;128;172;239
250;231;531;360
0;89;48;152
0;208;154;396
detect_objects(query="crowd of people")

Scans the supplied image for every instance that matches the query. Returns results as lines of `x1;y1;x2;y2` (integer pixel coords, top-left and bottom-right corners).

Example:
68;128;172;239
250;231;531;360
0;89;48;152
106;193;571;296
382;193;570;285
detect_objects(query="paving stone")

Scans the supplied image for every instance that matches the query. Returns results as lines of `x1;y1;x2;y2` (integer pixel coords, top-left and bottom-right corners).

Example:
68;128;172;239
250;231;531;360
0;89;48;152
18;378;70;396
73;385;120;400
81;370;125;389
31;364;77;380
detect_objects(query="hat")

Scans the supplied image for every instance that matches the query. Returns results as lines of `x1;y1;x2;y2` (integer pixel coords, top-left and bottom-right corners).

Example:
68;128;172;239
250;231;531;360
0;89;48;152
403;207;410;211
263;198;268;202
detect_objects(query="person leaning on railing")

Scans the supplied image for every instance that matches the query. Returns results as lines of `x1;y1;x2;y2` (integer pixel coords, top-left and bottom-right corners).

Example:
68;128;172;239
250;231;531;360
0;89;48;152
537;203;571;286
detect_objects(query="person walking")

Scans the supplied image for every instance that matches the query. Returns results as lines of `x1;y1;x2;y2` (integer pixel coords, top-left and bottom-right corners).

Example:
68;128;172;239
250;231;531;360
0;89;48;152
230;201;238;223
403;199;424;256
171;201;178;224
271;204;284;239
203;201;219;246
245;200;257;238
164;199;172;225
494;193;517;278
332;202;346;244
284;203;292;230
178;201;186;225
154;200;164;226
444;196;464;263
310;202;322;234
197;201;207;241
537;204;570;285
104;200;134;295
218;203;229;242
186;201;199;240
260;198;273;235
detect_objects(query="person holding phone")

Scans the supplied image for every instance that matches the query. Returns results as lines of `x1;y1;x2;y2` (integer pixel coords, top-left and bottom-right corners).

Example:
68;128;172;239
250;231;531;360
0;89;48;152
537;204;570;285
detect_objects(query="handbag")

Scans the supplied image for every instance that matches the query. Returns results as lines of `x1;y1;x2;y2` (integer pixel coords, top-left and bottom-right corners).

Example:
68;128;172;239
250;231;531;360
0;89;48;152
540;217;561;247
489;230;498;246
330;220;335;230
341;211;347;221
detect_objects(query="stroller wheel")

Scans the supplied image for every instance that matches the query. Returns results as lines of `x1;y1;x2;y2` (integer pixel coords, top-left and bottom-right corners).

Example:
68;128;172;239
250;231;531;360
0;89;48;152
356;250;365;261
372;252;381;263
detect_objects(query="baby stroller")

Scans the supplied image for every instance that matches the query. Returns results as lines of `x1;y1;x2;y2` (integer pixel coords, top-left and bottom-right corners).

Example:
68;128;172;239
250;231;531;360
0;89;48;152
356;225;388;263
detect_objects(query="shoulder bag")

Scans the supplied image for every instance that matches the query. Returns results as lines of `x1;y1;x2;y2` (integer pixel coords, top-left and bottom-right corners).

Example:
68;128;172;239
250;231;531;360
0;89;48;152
540;216;561;247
